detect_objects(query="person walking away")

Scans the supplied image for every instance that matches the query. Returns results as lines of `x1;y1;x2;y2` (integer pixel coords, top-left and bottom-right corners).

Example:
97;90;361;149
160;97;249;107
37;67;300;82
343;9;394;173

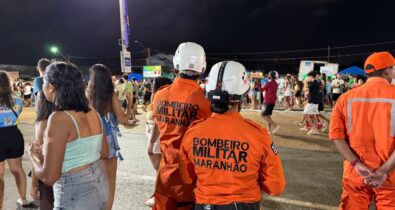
142;78;153;112
27;62;109;210
261;71;280;134
23;82;33;107
329;52;395;209
31;93;55;209
150;42;212;210
0;71;29;208
131;77;139;114
86;64;131;210
303;71;320;135
248;78;257;109
283;74;294;111
179;61;286;210
122;75;137;123
331;74;344;105
144;77;173;207
325;77;333;107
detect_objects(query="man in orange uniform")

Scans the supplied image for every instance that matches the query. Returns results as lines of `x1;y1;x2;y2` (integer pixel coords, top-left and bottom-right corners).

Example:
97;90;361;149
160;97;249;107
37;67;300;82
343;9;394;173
329;51;395;209
150;42;212;210
179;61;285;210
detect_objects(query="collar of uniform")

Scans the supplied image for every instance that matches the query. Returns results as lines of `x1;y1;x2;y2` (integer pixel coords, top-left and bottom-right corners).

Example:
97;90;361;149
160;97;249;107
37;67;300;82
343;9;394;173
174;77;199;87
211;111;242;119
366;77;390;85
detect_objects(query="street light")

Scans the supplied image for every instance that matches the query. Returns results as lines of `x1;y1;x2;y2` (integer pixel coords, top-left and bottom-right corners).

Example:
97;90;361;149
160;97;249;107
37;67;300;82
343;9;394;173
49;45;69;62
135;40;151;65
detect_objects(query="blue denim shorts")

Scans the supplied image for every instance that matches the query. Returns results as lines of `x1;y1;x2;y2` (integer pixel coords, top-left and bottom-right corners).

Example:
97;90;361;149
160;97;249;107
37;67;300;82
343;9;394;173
53;161;109;210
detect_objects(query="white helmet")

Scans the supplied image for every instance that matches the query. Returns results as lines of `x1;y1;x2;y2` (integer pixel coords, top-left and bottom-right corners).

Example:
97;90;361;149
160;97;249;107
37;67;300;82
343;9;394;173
173;42;206;74
206;61;249;102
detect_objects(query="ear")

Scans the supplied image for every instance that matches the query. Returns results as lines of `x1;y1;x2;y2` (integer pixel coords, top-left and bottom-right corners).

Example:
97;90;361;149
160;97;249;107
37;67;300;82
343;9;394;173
48;83;56;93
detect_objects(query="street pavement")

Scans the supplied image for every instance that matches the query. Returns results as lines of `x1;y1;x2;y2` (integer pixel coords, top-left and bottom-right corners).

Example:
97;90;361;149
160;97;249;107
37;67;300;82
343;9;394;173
3;107;347;210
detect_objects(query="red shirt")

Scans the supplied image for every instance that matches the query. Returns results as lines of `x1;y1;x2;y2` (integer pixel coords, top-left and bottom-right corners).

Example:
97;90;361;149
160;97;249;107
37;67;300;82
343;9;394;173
262;80;278;104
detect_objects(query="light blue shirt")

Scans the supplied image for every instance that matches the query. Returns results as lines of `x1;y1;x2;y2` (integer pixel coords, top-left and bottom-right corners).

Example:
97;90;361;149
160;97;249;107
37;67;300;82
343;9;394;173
0;97;23;128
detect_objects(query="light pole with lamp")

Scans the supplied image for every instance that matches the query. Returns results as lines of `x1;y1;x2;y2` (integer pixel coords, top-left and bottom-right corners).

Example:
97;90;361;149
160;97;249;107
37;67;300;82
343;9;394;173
134;40;151;65
50;46;69;62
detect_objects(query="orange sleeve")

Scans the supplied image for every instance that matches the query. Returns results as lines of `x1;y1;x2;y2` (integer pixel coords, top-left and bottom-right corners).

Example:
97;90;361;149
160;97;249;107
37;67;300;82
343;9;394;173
259;130;286;196
178;132;197;185
329;98;347;140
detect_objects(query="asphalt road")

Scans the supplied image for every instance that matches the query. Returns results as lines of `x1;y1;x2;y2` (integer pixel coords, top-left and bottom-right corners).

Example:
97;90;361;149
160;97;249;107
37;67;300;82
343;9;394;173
3;108;346;210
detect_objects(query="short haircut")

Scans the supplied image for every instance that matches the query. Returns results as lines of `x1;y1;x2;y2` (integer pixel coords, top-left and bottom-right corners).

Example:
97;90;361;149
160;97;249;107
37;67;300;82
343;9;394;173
122;74;129;81
38;58;51;72
367;69;386;78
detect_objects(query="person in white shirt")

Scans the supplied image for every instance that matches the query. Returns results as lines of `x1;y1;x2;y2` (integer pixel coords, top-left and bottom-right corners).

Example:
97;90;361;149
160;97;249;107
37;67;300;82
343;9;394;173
331;74;344;105
23;83;32;107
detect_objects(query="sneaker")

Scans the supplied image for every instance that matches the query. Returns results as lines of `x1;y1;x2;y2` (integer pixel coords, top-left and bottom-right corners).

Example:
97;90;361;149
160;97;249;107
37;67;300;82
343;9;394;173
294;121;304;126
144;197;155;207
17;198;29;207
299;127;309;131
307;130;320;135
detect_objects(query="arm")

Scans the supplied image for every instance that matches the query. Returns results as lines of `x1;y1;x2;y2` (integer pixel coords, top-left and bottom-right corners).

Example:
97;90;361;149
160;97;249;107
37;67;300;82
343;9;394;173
100;133;109;159
261;83;269;92
29;112;68;186
329;101;373;179
148;123;160;155
259;131;286;196
112;93;128;125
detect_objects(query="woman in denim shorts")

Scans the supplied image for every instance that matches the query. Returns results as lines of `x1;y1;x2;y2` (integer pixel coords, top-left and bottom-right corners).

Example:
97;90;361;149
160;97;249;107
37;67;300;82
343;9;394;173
86;64;130;210
28;62;110;210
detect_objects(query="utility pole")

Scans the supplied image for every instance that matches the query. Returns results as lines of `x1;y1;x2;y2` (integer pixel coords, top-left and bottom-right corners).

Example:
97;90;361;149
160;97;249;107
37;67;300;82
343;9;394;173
327;45;330;62
147;47;151;65
119;0;132;73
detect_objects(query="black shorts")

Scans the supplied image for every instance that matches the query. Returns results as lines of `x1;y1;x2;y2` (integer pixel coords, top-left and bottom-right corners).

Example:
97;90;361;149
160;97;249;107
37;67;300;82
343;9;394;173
262;103;275;116
24;94;31;99
295;90;302;97
318;102;324;112
144;93;152;104
0;125;24;162
332;93;341;101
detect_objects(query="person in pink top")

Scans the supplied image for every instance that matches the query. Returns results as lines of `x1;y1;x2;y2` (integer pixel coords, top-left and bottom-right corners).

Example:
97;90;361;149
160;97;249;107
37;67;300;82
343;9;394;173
261;71;280;134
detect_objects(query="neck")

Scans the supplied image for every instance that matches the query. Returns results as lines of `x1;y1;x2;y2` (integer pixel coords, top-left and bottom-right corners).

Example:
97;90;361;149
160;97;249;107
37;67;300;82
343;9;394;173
227;103;240;113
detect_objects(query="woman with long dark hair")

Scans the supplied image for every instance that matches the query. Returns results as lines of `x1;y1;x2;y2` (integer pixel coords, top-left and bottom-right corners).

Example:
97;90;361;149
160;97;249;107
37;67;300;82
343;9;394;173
0;71;28;208
85;64;129;210
27;62;109;210
30;92;54;210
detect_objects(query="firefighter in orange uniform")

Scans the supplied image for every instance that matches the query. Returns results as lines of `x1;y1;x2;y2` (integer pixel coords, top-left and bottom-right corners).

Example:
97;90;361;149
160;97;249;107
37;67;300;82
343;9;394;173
150;42;212;210
329;52;395;209
178;61;286;210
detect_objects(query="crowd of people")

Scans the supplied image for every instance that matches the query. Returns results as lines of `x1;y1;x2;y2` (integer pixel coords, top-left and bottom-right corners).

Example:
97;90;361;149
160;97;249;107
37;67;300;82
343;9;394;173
0;43;395;210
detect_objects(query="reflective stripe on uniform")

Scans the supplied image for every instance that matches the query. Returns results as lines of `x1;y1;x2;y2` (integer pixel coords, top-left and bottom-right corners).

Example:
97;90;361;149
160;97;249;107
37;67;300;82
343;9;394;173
347;98;395;137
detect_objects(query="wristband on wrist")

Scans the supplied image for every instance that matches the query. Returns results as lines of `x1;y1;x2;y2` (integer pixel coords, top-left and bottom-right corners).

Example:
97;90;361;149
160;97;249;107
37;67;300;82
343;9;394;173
351;158;360;167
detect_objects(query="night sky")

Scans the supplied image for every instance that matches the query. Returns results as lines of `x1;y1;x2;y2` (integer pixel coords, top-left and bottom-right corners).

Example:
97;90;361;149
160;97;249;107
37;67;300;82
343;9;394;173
0;0;394;71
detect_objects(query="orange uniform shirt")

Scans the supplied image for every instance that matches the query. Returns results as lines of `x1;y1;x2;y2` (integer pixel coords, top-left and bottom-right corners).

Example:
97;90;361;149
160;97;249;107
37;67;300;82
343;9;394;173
179;112;286;205
330;77;395;184
153;78;212;157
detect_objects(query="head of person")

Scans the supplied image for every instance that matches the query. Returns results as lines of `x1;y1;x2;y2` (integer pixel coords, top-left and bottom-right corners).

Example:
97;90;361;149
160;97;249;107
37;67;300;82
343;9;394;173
43;62;90;113
173;42;206;80
0;70;13;108
268;71;277;80
122;74;129;82
153;77;172;94
206;61;249;114
307;71;317;82
336;73;342;79
364;52;395;83
286;74;292;80
132;77;136;82
314;71;321;80
87;64;114;115
348;74;354;79
37;58;51;76
321;73;327;81
119;78;125;84
36;91;54;122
